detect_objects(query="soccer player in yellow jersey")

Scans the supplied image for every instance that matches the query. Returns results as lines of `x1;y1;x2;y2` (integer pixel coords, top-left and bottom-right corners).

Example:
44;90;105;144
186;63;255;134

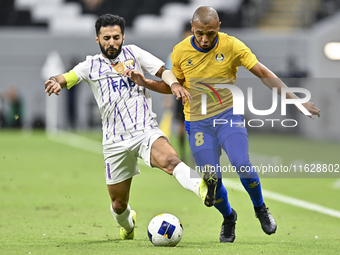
170;6;321;243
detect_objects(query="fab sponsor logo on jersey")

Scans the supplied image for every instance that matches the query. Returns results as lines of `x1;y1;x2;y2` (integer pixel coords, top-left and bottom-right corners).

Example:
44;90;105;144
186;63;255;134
193;78;313;129
111;76;136;92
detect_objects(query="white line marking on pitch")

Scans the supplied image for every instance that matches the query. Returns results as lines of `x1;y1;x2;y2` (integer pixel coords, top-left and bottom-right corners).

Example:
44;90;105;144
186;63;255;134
47;131;102;155
47;131;340;219
223;178;340;218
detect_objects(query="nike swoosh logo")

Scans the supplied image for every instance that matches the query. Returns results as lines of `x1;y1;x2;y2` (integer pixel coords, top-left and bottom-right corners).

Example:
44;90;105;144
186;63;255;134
99;69;110;75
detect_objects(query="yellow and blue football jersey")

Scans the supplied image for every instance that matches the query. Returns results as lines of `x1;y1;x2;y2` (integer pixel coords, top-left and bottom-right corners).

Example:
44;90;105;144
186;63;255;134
171;32;258;121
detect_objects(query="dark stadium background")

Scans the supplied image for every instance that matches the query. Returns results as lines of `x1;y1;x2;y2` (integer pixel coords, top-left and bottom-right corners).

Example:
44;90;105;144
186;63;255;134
0;0;339;141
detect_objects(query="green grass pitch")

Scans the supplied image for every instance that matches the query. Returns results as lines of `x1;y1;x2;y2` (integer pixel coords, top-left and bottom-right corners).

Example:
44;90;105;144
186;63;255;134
1;130;339;254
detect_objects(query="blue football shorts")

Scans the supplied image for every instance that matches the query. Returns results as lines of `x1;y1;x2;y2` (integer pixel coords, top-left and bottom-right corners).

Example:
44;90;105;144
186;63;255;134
185;107;248;156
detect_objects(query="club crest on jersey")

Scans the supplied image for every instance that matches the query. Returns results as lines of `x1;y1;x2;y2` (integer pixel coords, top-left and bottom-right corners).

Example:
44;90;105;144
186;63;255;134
215;52;225;63
124;59;135;69
186;59;194;66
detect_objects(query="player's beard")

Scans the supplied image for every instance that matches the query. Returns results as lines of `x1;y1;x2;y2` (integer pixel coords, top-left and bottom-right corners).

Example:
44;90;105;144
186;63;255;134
100;41;123;60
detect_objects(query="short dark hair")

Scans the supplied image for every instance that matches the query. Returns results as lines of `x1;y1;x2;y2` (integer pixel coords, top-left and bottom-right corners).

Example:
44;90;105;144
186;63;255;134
95;14;125;36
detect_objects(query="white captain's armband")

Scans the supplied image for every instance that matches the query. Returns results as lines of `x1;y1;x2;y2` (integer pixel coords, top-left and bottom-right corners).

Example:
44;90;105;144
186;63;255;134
161;69;179;87
62;70;78;89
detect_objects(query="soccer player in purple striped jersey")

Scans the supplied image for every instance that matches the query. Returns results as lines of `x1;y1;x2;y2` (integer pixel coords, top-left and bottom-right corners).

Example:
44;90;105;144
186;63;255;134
44;14;215;241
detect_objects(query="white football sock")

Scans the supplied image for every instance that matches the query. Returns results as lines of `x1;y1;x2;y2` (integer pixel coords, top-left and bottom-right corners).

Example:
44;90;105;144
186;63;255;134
173;162;201;197
110;204;134;232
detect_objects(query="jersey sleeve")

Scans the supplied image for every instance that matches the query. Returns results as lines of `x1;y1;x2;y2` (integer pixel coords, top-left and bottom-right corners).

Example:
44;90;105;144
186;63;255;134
233;38;258;70
170;45;185;80
130;45;164;76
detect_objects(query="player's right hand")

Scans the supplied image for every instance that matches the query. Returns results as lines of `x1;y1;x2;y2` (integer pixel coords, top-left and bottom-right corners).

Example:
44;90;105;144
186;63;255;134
171;83;192;105
45;79;62;96
301;102;321;119
122;69;146;86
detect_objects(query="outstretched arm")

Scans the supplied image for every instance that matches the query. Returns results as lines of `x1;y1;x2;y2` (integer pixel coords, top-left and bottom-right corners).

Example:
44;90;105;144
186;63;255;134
44;75;67;96
249;62;320;119
122;66;191;104
122;68;172;94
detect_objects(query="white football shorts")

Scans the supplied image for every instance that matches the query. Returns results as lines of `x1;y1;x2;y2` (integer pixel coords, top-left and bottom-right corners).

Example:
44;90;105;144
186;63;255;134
103;128;167;185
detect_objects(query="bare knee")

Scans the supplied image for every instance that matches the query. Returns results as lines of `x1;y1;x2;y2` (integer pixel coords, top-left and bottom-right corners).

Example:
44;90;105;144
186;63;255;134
150;137;182;174
111;199;127;214
161;153;181;175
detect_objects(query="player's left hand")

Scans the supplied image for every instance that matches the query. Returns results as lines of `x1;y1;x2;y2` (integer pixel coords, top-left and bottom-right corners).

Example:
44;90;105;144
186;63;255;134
122;69;146;86
171;83;192;104
44;79;62;96
301;102;321;119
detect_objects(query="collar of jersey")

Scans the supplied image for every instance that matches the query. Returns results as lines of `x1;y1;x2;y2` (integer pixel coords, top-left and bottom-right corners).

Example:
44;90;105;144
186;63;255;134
99;54;120;65
190;34;218;53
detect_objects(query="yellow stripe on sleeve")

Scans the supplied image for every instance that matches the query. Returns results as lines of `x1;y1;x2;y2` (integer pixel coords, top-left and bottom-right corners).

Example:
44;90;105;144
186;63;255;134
62;70;78;89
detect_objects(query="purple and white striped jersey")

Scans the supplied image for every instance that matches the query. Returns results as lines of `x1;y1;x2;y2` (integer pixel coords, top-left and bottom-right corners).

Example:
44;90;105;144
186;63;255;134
72;44;165;145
